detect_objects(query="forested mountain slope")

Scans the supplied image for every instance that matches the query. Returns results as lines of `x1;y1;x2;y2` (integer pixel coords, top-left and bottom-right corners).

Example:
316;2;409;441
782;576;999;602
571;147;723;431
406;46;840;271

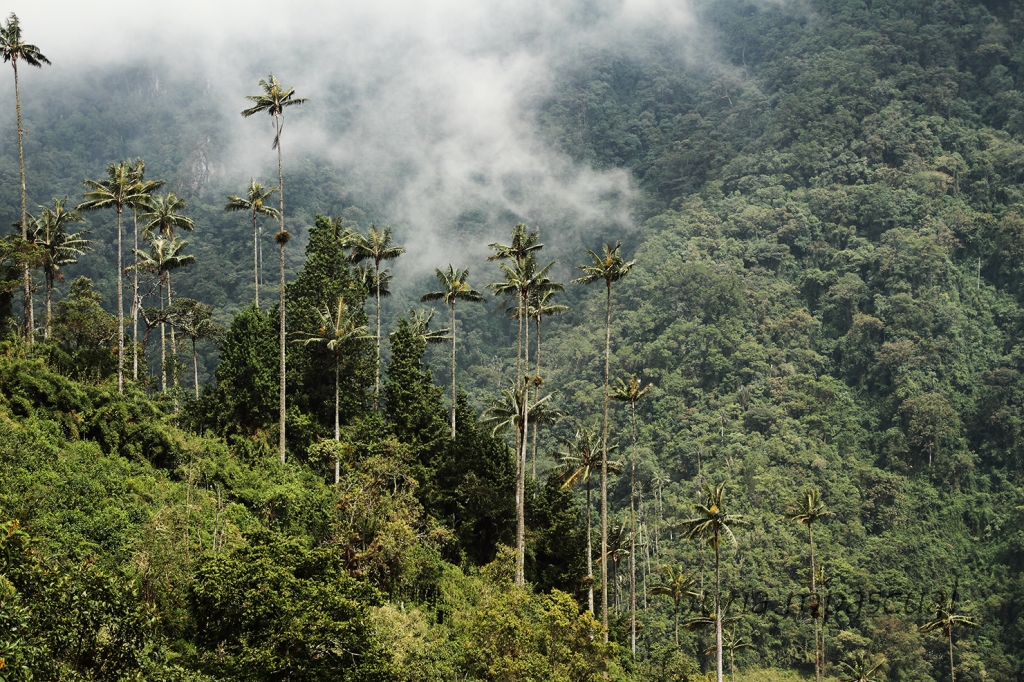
2;0;1024;680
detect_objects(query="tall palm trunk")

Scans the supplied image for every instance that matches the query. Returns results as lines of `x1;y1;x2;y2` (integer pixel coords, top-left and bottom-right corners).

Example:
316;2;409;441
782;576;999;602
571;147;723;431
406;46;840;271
600;282;612;640
810;523;820;682
168;272;179;389
192;338;200;399
278;238;287;464
517;376;529;586
449;301;457;438
275;111;287;465
532;314;541;478
630;400;638;656
948;625;956;682
14;60;33;343
715;533;724;682
160;276;167;392
514;413;526;586
116;206;125;393
132;208;140;380
586;479;594;613
253;208;260;308
334;357;340;484
375;270;381;410
44;269;53;340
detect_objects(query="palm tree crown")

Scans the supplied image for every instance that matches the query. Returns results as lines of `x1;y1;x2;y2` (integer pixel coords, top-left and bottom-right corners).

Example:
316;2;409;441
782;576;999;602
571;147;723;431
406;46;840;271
0;13;48;66
141;192;194;240
241;73;308;149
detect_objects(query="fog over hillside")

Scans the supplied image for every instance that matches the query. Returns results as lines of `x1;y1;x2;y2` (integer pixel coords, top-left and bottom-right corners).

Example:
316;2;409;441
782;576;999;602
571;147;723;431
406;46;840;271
6;0;713;269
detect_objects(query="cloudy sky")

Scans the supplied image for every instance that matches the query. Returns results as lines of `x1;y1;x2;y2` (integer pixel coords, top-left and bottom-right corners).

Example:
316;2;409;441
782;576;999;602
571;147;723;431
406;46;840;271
11;0;701;264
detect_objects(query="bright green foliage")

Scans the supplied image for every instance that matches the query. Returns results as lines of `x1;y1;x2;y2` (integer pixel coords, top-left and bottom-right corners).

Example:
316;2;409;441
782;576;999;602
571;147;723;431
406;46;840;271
189;532;390;681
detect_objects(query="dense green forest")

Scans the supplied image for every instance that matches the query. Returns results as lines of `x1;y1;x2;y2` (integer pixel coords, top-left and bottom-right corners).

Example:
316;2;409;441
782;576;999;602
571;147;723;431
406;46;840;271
3;0;1024;680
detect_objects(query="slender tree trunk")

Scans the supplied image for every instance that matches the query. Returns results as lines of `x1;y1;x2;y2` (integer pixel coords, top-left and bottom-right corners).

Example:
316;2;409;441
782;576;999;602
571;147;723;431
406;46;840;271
334;357;340;484
14;60;33;344
716;536;724;682
949;627;956;682
160;277;166;392
279;239;287;464
674;607;679;646
586;481;594;613
374;268;381;410
192;339;199;399
133;208;139;380
630;400;638;656
810;523;820;682
523;313;531;471
450;301;457;438
44;269;52;340
168;271;178;389
116;207;124;392
533;315;541;478
601;282;612;640
253;208;260;308
517;377;529;586
276;112;287;465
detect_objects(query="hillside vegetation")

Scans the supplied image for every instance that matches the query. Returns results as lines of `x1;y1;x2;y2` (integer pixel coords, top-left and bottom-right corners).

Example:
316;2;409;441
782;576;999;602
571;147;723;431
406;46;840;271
2;0;1024;681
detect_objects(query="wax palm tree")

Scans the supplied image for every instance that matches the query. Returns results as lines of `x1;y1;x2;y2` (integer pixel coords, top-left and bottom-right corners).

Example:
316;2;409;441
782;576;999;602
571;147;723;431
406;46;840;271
921;594;979;682
649;565;697;645
1;13;49;341
573;241;635;638
126;159;163;381
557;425;621;614
681;483;750;682
141;192;194;389
703;627;754;682
130;236;195;391
612;373;652;656
80;161;152;392
488;223;543;374
168;298;224;399
786;488;833;682
293;295;369;483
481;378;555;585
241;73;305;239
837;652;886;682
421;265;485;438
349;224;405;407
32;198;91;340
489;258;556;475
225;180;278;309
243;74;305;463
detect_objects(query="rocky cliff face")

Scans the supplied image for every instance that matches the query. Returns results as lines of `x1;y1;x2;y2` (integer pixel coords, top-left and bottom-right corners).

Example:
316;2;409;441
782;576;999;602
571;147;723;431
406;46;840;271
174;137;214;198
